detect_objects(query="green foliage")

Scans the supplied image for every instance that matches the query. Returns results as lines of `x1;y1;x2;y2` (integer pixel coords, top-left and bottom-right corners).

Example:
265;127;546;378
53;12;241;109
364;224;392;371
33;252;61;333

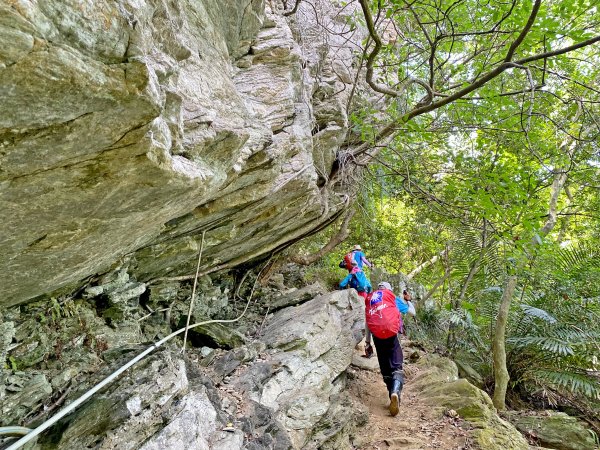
344;120;600;410
527;369;600;401
8;355;18;371
303;261;346;290
504;247;600;402
302;0;600;415
48;297;81;323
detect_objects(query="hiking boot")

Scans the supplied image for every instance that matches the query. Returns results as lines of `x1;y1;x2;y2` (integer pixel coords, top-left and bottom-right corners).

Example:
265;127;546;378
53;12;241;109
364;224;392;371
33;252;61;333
388;373;404;417
363;343;374;358
389;391;400;416
383;376;393;398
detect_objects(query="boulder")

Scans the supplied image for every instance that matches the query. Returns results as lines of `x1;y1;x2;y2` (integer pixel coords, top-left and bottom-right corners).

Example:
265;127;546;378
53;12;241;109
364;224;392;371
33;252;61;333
34;349;197;449
307;392;369;450
139;391;244;450
1;373;52;427
410;354;459;392
351;352;380;372
506;411;598;450
269;282;326;312
186;322;246;350
229;289;365;448
455;358;485;388
414;355;529;450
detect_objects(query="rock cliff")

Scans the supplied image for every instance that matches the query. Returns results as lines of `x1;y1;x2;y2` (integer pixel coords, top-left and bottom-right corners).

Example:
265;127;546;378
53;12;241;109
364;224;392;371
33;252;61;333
4;288;366;449
0;0;360;306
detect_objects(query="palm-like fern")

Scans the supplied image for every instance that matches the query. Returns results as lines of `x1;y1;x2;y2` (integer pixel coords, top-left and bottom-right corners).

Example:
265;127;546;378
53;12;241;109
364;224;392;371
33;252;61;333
506;296;600;401
502;242;600;406
431;240;600;407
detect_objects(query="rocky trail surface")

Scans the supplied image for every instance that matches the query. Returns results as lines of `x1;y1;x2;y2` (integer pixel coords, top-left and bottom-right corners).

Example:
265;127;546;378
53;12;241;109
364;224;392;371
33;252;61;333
348;341;472;450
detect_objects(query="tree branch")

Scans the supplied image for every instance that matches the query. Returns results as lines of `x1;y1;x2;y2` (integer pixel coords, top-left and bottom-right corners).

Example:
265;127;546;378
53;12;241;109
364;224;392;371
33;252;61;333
357;0;433;101
283;0;301;17
406;248;447;279
422;266;451;302
515;35;600;65
348;0;600;159
503;0;541;62
289;209;356;265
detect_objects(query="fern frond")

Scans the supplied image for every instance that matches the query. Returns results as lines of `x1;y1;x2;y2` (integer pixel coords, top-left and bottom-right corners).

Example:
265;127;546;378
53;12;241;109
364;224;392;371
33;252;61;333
508;336;575;356
519;304;557;324
531;369;600;400
554;243;600;273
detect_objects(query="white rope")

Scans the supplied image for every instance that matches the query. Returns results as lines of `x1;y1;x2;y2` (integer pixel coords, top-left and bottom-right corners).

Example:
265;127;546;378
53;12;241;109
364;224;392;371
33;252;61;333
182;230;206;352
6;267;262;450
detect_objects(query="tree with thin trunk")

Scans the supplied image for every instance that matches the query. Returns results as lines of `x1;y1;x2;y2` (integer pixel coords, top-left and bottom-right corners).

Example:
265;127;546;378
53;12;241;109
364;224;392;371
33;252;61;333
406;248;448;279
492;275;517;410
491;170;568;410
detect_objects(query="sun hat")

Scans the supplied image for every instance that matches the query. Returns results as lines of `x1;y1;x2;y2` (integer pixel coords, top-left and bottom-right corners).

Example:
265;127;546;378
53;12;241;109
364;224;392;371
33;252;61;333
378;281;392;290
353;244;362;250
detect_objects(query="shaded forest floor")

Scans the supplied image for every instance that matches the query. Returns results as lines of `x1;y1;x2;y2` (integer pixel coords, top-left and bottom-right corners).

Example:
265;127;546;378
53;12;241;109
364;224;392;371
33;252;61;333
347;340;474;450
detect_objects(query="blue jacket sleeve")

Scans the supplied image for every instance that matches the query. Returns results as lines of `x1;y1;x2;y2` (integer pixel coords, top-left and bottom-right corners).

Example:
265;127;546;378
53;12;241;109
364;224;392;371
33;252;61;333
339;273;352;289
395;297;409;314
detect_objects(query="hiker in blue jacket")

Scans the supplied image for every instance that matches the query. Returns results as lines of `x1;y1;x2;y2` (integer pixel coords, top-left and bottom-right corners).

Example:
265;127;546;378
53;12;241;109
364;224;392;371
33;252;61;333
351;244;373;270
340;263;373;357
339;264;372;298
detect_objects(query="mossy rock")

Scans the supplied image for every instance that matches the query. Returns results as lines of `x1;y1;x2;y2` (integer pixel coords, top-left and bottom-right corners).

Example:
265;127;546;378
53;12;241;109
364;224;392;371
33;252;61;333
455;358;484;388
420;378;494;425
411;354;459;392
187;322;246;349
416;354;459;379
415;355;529;450
506;411;599;450
474;416;530;450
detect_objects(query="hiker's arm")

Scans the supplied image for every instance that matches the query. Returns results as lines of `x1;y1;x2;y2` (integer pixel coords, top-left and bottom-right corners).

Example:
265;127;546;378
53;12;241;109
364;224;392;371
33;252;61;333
339;274;352;289
362;256;373;268
395;297;409;314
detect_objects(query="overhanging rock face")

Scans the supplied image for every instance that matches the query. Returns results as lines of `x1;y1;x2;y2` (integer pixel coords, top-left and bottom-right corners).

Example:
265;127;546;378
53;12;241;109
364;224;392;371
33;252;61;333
0;0;361;306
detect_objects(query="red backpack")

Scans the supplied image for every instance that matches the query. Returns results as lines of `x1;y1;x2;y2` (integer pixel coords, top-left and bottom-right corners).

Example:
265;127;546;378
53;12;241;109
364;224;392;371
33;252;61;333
365;289;401;339
340;251;356;270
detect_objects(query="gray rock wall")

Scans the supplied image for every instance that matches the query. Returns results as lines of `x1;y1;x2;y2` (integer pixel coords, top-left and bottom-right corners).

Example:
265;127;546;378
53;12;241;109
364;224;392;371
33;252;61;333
19;289;365;450
0;0;361;306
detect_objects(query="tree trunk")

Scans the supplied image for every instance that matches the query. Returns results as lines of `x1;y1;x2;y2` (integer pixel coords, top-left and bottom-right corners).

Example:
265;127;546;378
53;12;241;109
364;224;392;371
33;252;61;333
421;268;451;302
289;210;355;265
406;248;448;279
492;275;517;410
540;171;568;235
491;173;565;410
556;185;576;243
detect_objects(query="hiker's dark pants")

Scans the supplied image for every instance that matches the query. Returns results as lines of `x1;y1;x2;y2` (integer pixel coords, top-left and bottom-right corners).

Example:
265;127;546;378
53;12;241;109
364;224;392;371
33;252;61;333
373;334;403;383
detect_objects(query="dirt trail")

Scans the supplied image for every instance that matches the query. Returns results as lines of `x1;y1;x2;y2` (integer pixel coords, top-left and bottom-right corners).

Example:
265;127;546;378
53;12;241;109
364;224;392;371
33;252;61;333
348;340;473;450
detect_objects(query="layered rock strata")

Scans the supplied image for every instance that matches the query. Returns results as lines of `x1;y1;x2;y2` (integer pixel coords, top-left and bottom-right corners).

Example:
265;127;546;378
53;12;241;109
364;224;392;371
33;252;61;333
10;289;365;449
0;0;361;306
